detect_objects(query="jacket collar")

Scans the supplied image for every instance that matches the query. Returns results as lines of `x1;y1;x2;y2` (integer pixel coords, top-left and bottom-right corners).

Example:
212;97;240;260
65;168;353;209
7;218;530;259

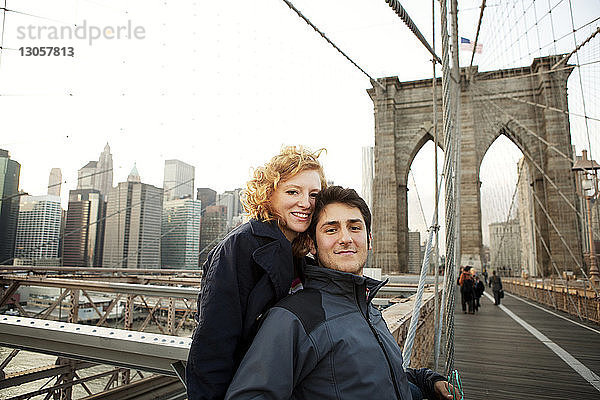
303;264;387;303
249;219;294;299
249;219;288;242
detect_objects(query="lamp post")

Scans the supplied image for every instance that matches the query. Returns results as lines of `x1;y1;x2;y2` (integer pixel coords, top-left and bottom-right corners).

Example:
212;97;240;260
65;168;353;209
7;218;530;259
572;150;600;285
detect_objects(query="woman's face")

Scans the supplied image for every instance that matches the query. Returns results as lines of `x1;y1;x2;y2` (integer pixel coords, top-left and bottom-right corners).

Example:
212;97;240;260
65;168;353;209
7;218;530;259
270;169;322;241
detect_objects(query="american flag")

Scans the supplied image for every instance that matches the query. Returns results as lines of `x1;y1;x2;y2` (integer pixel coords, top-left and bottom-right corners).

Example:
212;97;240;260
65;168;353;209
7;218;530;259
460;37;483;54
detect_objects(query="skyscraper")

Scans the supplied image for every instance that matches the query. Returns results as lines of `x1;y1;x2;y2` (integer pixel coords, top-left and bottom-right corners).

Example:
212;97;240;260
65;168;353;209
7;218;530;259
489;219;522;276
162;198;201;269
77;143;114;199
163;159;195;202
516;158;537;277
199;204;227;266
0;149;21;264
102;165;163;268
197;188;217;210
48;168;62;197
14;195;62;264
362;146;374;211
217;188;243;229
407;231;422;274
63;189;106;267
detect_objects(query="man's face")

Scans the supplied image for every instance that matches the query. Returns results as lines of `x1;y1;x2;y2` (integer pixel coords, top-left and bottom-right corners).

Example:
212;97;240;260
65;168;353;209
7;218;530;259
313;202;369;275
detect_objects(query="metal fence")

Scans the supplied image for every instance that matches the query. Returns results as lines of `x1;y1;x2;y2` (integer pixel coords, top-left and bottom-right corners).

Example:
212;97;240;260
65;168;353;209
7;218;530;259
503;278;600;324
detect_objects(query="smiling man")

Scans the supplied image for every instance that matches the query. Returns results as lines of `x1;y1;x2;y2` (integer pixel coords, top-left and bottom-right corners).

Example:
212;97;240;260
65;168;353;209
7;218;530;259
225;186;461;400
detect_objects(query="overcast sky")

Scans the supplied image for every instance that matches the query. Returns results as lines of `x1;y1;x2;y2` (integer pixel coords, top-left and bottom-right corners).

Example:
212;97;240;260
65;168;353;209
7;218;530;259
1;0;598;245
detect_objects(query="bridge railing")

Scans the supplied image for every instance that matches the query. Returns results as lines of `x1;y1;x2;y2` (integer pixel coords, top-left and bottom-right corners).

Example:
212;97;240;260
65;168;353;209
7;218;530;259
0;268;441;398
383;288;439;368
503;278;600;324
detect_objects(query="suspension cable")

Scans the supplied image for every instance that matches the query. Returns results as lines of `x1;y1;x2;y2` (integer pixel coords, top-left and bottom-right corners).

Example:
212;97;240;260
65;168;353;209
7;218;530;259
469;0;486;68
550;26;600;71
530;188;599;297
409;170;428;228
475;98;600;244
490;159;522;267
470;83;574;164
279;0;385;90
384;0;442;64
431;0;442;371
403;212;439;368
532;218;584;320
472;82;600;123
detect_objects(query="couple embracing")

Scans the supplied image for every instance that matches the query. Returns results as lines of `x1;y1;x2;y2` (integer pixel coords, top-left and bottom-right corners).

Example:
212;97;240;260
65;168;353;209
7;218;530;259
186;146;461;400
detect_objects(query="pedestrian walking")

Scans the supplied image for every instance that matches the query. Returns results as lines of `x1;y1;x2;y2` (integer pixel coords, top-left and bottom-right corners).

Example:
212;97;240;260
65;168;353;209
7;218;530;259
490;270;503;305
459;266;475;314
474;275;485;312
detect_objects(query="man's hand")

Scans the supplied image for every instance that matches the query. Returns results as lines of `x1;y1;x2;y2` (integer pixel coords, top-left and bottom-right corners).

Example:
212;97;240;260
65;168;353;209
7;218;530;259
433;380;463;400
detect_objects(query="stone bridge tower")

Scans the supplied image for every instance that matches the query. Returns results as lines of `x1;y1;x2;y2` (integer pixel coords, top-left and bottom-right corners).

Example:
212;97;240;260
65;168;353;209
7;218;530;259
368;55;582;276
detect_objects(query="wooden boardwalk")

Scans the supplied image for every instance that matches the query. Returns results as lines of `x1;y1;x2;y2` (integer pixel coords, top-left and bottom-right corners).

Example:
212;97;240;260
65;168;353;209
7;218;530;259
453;287;600;399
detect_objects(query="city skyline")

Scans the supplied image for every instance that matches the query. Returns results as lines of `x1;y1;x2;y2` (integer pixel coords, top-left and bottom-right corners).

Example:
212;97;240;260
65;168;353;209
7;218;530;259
1;1;597;248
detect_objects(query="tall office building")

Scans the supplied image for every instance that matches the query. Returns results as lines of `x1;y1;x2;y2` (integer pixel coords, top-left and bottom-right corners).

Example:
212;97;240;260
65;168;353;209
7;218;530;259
489;219;522;276
362;146;374;211
48;168;62;197
0;149;21;264
77;143;114;198
163;159;195;202
407;231;422;274
516;158;537;277
63;189;106;267
162;198;201;269
197;188;217;211
217;188;243;229
199;204;227;266
14;195;62;264
102;165;163;268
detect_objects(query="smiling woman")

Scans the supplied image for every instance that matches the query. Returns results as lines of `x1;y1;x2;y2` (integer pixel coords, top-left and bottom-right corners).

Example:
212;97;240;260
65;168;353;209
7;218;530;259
269;170;322;241
186;145;327;400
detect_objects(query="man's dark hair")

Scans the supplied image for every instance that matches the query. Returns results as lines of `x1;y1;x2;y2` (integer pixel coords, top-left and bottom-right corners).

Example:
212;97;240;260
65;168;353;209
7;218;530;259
309;186;372;245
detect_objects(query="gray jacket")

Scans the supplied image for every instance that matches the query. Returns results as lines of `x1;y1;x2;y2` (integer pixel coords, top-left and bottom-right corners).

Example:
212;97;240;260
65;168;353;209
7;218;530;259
225;265;445;400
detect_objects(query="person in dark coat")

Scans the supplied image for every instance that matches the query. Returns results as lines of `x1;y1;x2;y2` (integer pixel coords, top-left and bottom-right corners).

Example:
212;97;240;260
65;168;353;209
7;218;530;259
490;270;503;305
459;266;475;314
186;146;327;400
225;187;461;400
473;274;485;312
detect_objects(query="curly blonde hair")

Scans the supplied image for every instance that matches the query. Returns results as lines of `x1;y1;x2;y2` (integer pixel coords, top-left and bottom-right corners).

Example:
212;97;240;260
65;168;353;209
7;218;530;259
242;146;327;222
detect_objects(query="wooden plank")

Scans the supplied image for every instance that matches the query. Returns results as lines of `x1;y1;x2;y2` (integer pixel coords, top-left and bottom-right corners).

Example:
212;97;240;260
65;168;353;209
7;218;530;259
453;289;600;399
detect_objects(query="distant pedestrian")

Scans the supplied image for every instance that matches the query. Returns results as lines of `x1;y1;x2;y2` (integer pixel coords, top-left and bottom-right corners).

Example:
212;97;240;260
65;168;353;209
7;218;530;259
457;266;464;286
459;266;475;314
474;275;485;312
482;269;488;286
490;270;503;305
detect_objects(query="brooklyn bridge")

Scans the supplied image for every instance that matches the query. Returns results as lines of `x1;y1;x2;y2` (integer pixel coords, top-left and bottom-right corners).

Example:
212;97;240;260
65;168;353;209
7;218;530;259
0;0;599;399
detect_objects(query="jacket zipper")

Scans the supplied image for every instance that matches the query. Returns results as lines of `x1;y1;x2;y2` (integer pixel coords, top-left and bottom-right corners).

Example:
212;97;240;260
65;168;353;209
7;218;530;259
355;286;402;400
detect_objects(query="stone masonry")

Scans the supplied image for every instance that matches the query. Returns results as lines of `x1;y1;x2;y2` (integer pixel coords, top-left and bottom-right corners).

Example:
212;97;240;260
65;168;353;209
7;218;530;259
368;55;583;276
383;289;438;369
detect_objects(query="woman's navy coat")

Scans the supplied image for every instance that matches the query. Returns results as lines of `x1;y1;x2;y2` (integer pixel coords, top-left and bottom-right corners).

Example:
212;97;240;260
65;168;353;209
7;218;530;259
186;219;298;400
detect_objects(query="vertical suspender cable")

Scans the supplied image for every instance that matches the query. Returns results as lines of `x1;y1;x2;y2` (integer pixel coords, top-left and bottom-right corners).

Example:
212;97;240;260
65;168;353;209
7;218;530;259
403;213;438;368
439;0;454;377
469;0;486;69
431;0;442;372
450;0;461;284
